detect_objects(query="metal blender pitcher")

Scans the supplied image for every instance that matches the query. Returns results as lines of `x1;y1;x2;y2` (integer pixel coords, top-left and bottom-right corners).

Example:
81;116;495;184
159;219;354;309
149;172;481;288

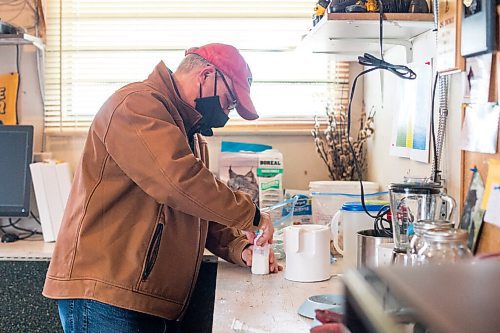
388;178;455;253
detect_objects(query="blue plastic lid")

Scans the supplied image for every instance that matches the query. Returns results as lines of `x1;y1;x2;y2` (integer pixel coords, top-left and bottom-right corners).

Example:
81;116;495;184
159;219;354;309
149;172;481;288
341;201;388;212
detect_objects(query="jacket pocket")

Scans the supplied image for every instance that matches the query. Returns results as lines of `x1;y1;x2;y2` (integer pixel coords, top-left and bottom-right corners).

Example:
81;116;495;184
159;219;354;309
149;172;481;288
141;222;164;281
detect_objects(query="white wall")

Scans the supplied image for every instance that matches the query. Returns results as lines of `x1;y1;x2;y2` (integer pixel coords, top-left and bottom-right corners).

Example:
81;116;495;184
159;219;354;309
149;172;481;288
46;133;332;191
364;30;464;204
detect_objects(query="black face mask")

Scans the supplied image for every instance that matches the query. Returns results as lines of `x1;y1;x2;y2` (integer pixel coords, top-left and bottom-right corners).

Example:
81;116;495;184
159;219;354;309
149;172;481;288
194;72;229;136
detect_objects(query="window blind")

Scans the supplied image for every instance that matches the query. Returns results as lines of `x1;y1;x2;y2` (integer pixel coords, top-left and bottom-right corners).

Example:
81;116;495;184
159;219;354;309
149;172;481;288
44;0;350;132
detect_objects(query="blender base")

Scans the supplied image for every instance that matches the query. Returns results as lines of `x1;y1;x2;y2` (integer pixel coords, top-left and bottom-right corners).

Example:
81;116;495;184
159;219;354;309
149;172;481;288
391;250;410;266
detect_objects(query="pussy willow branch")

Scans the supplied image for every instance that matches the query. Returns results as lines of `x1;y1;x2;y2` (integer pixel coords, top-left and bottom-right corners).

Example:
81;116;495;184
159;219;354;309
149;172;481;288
313;105;375;181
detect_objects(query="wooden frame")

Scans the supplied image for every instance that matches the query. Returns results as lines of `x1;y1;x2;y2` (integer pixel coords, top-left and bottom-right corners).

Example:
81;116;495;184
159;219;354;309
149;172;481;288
436;0;466;74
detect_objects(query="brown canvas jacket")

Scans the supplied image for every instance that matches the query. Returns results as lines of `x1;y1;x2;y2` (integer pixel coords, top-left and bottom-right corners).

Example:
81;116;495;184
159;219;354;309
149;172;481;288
43;61;256;320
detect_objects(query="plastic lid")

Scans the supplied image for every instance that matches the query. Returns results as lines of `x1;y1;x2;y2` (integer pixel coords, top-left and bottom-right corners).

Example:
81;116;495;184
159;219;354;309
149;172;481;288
309;181;379;191
341;201;389;212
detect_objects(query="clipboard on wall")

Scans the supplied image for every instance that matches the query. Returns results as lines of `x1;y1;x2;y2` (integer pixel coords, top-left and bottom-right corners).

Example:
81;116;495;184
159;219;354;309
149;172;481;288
0;73;19;125
436;0;465;74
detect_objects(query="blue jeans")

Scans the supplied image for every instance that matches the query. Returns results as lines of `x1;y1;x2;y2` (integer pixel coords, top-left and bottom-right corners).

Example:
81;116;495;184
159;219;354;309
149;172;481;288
57;299;180;333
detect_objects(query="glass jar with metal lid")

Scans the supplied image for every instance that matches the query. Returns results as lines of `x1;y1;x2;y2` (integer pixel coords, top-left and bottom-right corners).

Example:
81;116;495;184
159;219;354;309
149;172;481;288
410;220;455;255
418;228;472;265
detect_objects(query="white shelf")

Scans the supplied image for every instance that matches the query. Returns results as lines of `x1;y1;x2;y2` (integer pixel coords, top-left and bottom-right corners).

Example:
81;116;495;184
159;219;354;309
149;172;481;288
301;13;435;61
0;33;44;51
0;240;54;260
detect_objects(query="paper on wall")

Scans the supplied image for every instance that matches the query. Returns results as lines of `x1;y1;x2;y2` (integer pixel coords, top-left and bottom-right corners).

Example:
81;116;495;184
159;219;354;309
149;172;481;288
390;60;432;162
463;53;492;104
460;103;500;154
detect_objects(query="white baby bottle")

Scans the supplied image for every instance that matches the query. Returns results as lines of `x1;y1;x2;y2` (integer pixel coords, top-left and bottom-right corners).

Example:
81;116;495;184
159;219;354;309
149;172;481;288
251;230;270;275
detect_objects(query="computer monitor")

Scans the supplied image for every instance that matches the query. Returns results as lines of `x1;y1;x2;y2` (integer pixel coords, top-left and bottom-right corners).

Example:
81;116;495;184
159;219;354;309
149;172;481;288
0;125;34;217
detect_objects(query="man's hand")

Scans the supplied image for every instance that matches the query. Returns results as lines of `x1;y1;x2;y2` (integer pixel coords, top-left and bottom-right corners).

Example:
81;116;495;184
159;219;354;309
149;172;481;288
250;211;273;246
241;245;282;273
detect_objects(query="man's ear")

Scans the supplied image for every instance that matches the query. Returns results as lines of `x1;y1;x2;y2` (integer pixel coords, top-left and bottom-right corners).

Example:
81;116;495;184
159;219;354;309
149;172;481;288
197;65;215;85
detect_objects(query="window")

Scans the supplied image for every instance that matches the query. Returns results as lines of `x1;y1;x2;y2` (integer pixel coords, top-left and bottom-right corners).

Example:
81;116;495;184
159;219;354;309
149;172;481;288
44;0;350;133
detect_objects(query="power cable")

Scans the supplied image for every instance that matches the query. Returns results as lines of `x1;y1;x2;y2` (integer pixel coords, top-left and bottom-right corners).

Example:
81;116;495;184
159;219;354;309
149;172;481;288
15;44;21;124
345;0;420;236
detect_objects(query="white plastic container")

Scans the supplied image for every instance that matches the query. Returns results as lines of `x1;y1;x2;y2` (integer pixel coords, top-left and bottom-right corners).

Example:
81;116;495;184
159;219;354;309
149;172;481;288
331;202;387;270
251;231;270;275
309;181;381;225
251;243;270;275
284;224;331;282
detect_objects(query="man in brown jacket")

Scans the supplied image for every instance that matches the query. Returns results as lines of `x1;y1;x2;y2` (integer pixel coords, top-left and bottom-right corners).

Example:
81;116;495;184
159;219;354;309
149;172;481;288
43;43;279;332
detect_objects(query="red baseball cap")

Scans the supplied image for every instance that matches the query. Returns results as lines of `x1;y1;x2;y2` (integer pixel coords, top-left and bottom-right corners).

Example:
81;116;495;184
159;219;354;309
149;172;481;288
185;43;259;120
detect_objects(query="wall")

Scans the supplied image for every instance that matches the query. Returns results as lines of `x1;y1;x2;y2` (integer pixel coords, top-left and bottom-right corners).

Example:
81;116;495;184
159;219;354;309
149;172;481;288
0;2;44;151
1;4;45;230
0;46;44;150
364;30;464;205
46;133;332;191
4;2;468;213
45;63;364;191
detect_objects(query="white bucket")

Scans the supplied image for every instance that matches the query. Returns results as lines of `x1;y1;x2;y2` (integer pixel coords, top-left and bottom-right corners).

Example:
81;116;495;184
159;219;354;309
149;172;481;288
309;181;382;225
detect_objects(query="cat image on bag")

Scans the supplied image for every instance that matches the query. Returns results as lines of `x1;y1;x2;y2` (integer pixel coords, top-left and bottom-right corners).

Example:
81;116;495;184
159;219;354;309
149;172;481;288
227;167;259;205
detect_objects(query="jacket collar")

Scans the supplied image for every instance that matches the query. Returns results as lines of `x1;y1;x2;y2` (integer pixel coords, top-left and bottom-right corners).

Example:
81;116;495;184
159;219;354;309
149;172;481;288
145;61;202;133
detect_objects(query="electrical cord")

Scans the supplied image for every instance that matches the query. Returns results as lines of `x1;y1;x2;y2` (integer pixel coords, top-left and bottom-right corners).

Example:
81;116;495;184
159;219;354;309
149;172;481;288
345;0;418;236
30;211;42;225
0;217;42;241
430;72;440;183
378;1;384;60
7;218;42;234
15;44;21;124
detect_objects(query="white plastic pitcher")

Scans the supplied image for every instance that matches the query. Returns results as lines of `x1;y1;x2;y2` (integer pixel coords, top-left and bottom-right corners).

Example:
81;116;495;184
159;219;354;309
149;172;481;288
330;202;387;270
284;224;331;282
309;181;381;225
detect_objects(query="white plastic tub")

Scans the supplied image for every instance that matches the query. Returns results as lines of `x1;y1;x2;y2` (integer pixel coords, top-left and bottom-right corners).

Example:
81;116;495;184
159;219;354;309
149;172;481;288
309;181;382;225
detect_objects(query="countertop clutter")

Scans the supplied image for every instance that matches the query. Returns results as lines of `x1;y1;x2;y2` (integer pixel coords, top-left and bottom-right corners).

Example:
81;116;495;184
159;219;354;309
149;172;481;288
213;259;343;333
0;241;343;333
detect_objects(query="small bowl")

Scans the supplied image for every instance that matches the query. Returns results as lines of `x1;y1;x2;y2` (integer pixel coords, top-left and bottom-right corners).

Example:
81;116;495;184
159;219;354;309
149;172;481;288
297;294;344;319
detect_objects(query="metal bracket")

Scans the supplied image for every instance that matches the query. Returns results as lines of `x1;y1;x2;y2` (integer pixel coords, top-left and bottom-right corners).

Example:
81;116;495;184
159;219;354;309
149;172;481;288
328;38;414;62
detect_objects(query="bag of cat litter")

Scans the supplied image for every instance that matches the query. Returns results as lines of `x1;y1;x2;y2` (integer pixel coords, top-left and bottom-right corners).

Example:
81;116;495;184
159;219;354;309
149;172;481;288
219;152;260;206
256;150;284;212
218;142;283;210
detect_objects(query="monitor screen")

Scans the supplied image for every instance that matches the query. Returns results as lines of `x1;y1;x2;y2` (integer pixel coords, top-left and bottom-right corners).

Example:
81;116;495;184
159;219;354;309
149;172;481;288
0;125;34;217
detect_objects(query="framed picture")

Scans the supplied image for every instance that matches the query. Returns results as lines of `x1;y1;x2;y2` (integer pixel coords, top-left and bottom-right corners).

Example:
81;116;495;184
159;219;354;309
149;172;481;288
461;0;496;57
436;0;465;74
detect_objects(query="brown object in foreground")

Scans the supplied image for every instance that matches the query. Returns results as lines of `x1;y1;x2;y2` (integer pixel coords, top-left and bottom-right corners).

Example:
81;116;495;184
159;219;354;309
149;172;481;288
315;309;343;324
310;323;344;333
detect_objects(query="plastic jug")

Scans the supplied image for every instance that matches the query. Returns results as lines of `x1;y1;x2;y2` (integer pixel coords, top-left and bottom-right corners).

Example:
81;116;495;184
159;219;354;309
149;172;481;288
331;202;386;269
284;224;331;282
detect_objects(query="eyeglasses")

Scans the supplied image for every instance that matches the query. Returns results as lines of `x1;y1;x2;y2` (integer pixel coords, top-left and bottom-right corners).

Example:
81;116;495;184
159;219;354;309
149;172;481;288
216;70;238;111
